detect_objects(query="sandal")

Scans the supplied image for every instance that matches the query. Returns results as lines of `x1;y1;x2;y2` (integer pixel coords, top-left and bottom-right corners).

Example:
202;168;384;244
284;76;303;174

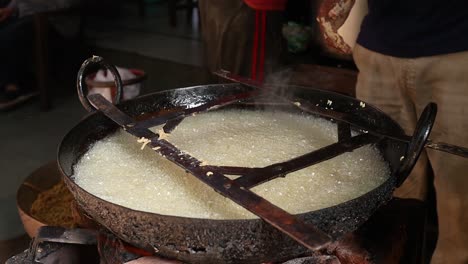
0;84;38;111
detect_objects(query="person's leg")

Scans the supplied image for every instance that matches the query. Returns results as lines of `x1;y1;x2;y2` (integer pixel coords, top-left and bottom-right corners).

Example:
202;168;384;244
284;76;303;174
410;51;468;264
198;0;283;77
198;0;251;76
353;44;429;200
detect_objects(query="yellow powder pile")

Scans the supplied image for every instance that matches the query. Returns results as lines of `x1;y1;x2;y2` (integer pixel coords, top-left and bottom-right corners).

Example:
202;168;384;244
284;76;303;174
30;180;76;228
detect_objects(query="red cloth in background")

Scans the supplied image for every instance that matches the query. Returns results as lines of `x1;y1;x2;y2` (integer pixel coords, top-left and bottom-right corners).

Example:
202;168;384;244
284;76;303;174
243;0;287;11
245;0;287;81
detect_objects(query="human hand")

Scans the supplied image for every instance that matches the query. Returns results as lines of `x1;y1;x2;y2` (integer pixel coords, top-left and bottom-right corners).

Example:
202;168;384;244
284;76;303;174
316;0;356;57
0;7;14;23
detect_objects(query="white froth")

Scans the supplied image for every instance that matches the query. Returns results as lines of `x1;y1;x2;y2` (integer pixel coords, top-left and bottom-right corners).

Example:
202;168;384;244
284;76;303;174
73;110;390;219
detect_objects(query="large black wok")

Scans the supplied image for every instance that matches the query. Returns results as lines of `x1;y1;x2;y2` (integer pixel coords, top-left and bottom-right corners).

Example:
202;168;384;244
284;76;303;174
57;80;434;263
56;55;440;264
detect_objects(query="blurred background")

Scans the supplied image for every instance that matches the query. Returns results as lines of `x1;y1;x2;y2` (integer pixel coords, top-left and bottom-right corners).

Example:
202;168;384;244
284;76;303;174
0;0;360;261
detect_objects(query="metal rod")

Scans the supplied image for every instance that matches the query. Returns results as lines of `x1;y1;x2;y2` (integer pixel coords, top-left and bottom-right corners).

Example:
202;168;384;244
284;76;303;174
135;89;259;129
338;122;351;142
235;133;381;189
425;140;468;158
87;93;332;251
214;70;468;158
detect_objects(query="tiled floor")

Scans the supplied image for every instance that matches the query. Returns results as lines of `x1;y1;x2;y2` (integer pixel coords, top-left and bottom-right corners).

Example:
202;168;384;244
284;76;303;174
0;1;208;260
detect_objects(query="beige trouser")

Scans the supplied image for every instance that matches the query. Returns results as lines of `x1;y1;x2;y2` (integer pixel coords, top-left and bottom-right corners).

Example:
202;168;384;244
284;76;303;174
354;44;468;264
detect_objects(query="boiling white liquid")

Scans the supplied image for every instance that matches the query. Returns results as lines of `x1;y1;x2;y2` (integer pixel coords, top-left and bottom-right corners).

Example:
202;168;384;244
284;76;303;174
73;110;390;219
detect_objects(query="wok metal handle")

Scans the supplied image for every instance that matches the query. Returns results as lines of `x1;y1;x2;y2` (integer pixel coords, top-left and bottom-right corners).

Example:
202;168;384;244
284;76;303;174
396;103;437;187
77;56;124;112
